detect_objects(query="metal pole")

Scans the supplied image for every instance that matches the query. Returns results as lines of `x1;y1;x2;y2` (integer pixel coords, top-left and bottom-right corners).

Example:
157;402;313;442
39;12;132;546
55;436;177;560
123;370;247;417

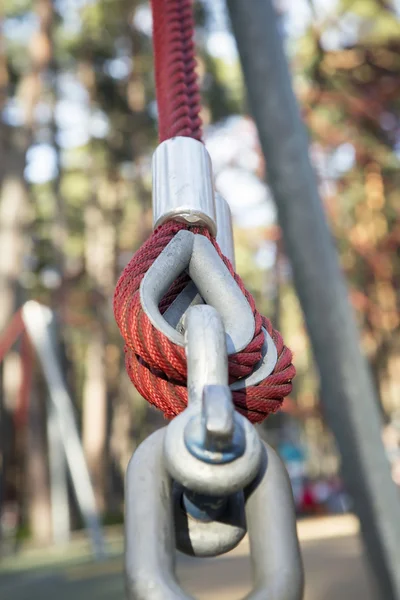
226;1;400;598
47;401;70;545
22;301;106;559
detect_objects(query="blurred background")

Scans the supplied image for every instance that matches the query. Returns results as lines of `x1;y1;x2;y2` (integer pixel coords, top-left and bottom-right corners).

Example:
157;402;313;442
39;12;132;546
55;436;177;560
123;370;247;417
1;0;400;598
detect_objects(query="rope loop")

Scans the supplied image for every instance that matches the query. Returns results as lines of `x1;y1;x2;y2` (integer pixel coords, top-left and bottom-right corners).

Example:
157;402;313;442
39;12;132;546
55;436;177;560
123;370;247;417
113;222;295;423
113;0;296;422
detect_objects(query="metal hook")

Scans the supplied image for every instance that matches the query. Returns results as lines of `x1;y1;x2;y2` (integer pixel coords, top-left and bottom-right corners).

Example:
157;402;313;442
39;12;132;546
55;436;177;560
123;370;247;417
164;305;262;497
162;314;279;390
140;230;255;354
125;429;304;600
125;304;303;591
166;304;257;557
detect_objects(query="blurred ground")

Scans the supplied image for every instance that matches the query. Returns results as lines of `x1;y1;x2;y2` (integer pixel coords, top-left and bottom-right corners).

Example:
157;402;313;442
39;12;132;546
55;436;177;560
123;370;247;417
0;515;377;600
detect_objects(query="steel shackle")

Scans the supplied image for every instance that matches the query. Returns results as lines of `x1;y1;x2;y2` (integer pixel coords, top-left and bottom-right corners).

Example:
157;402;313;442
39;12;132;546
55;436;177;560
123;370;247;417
125;428;304;600
164;305;260;558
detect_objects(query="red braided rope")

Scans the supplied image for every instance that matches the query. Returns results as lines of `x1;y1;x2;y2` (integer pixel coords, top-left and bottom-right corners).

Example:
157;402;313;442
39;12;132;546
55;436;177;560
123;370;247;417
114;222;295;423
113;0;295;422
151;0;203;142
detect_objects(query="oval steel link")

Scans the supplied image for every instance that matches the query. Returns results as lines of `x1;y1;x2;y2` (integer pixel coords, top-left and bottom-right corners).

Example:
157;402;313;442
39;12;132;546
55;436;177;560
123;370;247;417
125;429;304;600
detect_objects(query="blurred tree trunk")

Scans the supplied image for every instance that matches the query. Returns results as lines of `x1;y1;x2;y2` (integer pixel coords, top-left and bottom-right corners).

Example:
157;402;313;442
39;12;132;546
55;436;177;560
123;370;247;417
0;15;31;539
83;176;127;512
272;236;283;327
25;380;52;543
82;161;124;514
107;18;163;501
128;21;153;245
22;0;58;544
78;58;109;513
0;154;27;334
0;152;28;523
82;326;107;513
227;1;400;598
39;0;67;274
0;17;7;187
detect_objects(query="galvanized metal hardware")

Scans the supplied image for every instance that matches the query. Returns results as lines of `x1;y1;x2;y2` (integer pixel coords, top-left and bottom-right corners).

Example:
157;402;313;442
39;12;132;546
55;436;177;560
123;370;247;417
140;230;255;354
152;137;217;236
154;180;278;383
125;306;304;598
162;281;200;335
215;192;235;267
161;305;252;558
165;406;261;502
161;193;236;337
151;134;234;333
165;306;262;498
184;385;246;464
152;135;234;262
125;430;304;599
127;138;303;599
173;483;247;558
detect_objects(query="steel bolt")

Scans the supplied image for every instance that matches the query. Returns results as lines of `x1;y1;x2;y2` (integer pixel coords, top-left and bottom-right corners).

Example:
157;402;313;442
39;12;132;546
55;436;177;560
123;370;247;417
202;385;234;451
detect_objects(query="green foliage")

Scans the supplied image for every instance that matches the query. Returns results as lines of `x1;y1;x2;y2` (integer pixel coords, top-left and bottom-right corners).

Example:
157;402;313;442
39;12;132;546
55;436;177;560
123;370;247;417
203;54;243;120
339;0;400;42
3;0;32;18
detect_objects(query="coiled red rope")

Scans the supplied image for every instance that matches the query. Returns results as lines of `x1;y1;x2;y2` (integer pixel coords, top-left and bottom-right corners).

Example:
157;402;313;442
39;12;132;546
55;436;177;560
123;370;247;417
113;0;295;422
114;221;295;423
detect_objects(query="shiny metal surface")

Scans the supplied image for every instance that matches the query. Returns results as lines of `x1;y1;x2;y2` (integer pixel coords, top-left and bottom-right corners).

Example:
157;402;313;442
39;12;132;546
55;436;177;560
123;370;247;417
152;137;217;235
125;431;304;598
164;305;262;497
182;308;245;465
139;231;255;354
162;193;236;333
215;193;235;267
170;305;251;556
